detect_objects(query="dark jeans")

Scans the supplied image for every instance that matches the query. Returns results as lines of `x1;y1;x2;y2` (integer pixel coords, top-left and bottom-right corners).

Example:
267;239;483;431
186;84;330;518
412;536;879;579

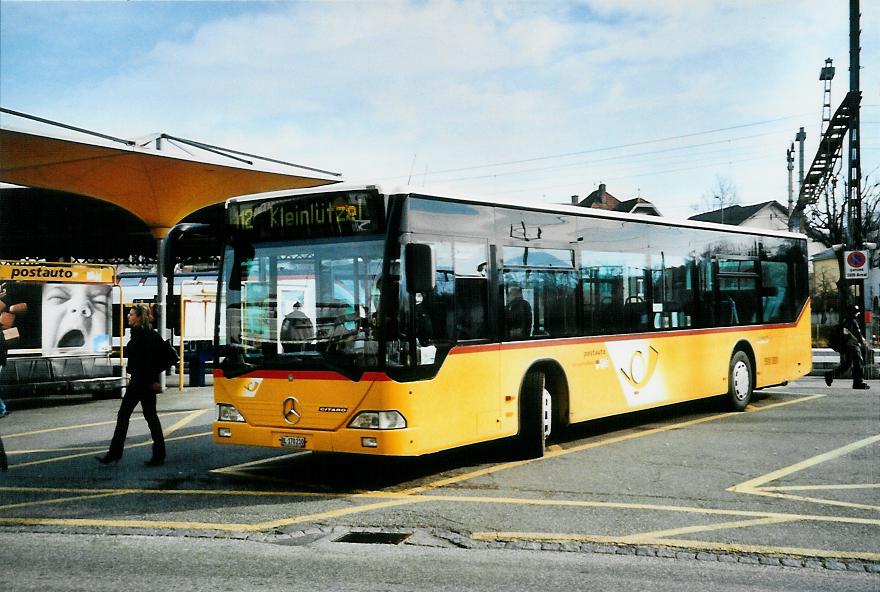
830;343;865;386
108;381;165;460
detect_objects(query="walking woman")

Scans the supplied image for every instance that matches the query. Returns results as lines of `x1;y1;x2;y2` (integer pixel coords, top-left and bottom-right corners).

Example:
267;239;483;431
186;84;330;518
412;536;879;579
96;304;166;466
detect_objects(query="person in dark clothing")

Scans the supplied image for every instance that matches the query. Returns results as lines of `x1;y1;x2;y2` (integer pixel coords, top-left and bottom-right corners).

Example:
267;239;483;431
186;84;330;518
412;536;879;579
96;304;167;466
280;301;315;352
506;286;532;340
0;332;8;418
826;304;871;390
0;332;7;470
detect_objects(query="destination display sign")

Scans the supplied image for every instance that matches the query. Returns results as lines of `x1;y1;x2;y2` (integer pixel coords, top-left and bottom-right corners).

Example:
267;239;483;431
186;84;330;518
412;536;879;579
228;190;385;241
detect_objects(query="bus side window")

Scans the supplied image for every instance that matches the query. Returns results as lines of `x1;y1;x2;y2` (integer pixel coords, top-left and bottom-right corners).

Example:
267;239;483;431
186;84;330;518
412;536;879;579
454;241;488;341
456;277;488;339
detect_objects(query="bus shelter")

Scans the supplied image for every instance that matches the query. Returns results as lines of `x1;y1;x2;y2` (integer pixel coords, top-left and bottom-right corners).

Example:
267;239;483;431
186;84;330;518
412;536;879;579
0;260;125;399
1;110;342;389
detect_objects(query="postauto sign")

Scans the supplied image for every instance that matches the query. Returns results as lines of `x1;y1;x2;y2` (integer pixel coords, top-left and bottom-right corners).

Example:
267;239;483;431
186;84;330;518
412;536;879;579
0;262;115;284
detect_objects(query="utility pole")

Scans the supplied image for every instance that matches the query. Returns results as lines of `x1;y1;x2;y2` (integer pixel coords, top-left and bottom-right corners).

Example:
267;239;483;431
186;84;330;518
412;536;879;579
848;0;862;250
787;143;795;221
847;0;869;355
796;127;807;198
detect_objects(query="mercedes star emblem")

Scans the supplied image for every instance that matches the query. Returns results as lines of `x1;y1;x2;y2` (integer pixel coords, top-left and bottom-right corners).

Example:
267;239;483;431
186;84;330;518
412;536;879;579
282;397;302;425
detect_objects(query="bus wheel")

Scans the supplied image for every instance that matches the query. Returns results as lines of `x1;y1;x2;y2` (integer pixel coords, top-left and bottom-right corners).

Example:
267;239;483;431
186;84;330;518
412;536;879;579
727;351;753;412
517;371;552;459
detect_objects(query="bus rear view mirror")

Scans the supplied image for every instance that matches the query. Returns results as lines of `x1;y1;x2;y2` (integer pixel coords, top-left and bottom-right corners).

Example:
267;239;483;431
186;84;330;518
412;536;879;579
405;243;436;294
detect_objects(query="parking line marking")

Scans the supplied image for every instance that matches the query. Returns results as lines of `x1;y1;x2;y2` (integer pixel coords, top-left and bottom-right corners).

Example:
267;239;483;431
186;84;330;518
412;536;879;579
731;433;880;492
210;452;310;473
8;446;105;455
248;497;432;531
410;493;880;526
2;410;208;439
1;392;835;541
737;490;880;512
2;486;877;527
620;516;799;543
745;393;824;412
5;431;212;469
0;516;257;532
470;531;880;562
0;485;345;498
652;537;880;562
761;483;880;492
163;409;209;436
0;490;132;511
398;394;823;496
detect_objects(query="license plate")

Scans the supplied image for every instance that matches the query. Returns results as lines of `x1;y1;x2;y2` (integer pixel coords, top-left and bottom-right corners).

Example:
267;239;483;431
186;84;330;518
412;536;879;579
280;436;306;448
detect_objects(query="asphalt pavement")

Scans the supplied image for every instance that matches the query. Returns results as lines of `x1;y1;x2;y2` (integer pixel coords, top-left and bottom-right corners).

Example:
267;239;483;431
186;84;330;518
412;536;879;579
0;375;877;584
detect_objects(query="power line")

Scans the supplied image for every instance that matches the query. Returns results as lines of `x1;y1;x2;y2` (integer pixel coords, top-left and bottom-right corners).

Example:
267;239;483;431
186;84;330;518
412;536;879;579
425;131;778;185
384;113;806;181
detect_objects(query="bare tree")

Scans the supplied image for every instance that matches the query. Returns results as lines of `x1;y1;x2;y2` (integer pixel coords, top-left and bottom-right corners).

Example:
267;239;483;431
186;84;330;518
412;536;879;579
691;176;741;215
802;169;880;308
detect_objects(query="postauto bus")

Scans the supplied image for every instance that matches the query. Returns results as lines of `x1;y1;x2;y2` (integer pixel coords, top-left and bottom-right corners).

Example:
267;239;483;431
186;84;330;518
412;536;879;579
207;185;810;458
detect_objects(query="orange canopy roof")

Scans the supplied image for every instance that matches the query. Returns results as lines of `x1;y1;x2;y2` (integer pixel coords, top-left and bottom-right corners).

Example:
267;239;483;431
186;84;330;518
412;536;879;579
0;128;340;238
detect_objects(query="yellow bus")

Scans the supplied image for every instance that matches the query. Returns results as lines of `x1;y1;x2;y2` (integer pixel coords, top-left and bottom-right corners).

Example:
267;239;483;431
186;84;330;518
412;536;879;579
209;185;811;458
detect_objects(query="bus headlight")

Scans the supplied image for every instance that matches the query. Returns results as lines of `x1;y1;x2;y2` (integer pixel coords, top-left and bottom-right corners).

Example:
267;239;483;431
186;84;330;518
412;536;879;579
217;404;246;422
348;411;407;430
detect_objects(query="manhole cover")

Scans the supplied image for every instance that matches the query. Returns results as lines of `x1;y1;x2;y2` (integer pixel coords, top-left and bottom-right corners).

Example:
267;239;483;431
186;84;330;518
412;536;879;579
335;531;411;545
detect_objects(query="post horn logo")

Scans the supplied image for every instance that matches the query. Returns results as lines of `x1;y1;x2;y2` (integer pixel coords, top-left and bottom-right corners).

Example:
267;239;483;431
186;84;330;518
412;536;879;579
282;397;302;425
619;346;660;389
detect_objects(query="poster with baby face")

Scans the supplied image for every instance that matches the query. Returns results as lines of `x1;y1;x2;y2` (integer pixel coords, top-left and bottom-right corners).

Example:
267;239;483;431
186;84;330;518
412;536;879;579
41;283;112;354
1;281;112;355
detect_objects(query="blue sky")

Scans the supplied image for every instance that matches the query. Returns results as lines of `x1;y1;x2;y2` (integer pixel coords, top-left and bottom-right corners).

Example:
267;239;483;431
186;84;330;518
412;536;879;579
1;0;878;219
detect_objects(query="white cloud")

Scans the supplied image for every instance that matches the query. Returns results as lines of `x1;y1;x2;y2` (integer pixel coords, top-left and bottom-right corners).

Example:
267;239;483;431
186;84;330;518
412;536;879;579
2;0;877;220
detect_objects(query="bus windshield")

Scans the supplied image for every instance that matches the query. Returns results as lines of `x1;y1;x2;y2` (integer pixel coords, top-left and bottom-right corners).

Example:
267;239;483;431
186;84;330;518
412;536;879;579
217;238;385;379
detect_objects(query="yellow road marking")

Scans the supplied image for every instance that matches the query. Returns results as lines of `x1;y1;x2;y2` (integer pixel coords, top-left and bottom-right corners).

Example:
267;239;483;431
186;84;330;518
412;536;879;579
729;433;880;511
731;433;880;492
398;394;823;496
210;452;309;473
0;486;343;498
5;431;211;469
745;393;825;412
0;495;430;533
3;390;848;556
2;409;208;439
248;497;432;531
761;483;880;492
735;490;880;512
409;493;880;526
164;409;208;436
0;516;257;532
620;516;799;543
471;531;880;562
3;487;877;527
0;491;131;511
208;452;313;484
653;537;880;562
8;446;104;455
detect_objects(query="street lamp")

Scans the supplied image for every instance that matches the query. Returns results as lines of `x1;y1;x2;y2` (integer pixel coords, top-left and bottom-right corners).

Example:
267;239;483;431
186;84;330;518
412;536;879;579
715;195;724;224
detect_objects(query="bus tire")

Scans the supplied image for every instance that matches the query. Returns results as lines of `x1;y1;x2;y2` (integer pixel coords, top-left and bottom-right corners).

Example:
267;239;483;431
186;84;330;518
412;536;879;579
517;370;552;459
726;350;753;412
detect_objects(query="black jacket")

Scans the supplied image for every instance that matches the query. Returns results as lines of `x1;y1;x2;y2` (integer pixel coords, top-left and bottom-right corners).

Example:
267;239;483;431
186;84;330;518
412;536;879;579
126;326;167;385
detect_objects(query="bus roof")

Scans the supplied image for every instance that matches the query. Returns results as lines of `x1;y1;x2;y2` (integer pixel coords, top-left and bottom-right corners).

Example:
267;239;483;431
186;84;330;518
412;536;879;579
226;183;807;242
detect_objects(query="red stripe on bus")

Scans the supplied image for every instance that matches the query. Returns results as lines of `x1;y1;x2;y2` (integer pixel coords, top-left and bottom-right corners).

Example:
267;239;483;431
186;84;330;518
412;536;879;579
213;300;809;366
213;369;392;381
